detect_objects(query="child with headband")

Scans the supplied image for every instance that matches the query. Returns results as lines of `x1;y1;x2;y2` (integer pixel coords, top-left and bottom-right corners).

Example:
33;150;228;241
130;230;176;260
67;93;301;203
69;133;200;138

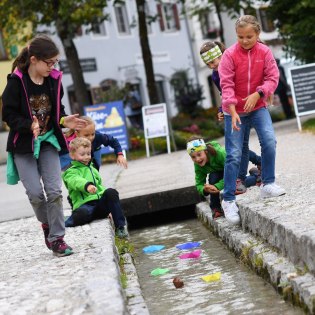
187;136;261;221
200;41;262;195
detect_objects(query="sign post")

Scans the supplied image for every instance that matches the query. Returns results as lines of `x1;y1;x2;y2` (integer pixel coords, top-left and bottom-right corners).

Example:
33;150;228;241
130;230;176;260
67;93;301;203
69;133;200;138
142;103;171;157
289;63;315;131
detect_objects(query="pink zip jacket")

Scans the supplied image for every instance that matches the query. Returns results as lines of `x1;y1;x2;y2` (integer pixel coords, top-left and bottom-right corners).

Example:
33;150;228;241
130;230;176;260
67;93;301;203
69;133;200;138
218;42;279;114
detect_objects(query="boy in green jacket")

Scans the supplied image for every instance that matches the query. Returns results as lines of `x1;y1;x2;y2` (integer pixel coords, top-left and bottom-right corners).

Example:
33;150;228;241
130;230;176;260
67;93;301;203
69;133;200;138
62;137;128;238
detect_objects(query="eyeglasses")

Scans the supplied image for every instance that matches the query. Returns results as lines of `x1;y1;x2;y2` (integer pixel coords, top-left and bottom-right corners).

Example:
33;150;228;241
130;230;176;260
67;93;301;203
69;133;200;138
42;59;59;68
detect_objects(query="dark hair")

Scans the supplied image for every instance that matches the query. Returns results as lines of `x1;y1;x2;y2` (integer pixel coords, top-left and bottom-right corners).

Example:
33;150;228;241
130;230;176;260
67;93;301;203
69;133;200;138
199;41;226;55
186;135;217;156
11;34;59;73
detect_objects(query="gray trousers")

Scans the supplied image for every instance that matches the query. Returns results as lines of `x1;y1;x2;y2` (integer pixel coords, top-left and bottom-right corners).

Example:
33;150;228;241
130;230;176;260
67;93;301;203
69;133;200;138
14;144;65;242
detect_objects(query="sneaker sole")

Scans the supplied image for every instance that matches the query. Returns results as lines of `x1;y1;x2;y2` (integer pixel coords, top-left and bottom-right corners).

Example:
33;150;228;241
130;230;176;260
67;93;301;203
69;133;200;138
53;249;74;257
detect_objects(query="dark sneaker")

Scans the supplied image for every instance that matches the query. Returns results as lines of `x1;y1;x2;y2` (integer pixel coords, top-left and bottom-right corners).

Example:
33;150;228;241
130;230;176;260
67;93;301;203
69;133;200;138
235;179;247;195
249;167;262;186
51;238;73;257
211;207;224;219
41;223;51;250
115;227;129;239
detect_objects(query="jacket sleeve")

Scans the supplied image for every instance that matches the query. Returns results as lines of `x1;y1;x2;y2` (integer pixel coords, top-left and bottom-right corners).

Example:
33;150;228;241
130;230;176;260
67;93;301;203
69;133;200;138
95;132;123;155
218;51;238;108
2;77;33;133
194;165;207;196
59;84;67;119
62;168;90;192
256;49;280;97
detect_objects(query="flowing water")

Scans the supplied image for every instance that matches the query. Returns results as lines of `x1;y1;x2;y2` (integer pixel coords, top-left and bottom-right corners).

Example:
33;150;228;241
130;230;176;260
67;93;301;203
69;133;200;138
130;215;303;315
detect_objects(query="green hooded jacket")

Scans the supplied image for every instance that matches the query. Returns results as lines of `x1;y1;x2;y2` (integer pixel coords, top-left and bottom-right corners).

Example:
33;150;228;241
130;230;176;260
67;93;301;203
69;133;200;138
62;160;106;211
193;141;226;196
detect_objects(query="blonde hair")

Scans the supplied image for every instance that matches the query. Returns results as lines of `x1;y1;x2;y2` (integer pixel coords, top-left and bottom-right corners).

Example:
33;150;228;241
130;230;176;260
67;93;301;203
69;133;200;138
69;137;91;154
186;135;217;156
64;115;95;138
235;15;261;34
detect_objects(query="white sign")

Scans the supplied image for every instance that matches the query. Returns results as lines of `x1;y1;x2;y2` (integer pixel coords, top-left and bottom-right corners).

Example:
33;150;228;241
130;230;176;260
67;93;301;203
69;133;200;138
142;103;171;157
143;103;169;138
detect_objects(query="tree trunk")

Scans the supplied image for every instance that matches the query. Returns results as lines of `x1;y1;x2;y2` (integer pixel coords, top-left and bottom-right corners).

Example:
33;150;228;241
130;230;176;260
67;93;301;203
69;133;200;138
213;1;225;44
135;0;159;105
58;34;90;115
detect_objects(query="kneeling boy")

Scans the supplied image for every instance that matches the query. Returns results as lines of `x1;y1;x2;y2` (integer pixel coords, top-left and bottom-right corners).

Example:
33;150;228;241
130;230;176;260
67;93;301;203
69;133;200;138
62;137;128;238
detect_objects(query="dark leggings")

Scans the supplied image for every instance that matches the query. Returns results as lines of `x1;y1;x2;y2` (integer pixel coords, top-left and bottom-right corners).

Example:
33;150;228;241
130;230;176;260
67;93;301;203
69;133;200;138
65;188;126;228
208;171;224;210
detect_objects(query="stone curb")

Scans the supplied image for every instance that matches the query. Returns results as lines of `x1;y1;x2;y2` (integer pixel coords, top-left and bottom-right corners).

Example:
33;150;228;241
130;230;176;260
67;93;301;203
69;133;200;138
0;217;129;315
236;192;315;276
123;253;150;315
196;201;315;314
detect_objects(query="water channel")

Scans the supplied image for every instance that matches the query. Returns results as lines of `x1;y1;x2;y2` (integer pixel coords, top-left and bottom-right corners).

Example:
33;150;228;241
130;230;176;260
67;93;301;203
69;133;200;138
129;209;303;315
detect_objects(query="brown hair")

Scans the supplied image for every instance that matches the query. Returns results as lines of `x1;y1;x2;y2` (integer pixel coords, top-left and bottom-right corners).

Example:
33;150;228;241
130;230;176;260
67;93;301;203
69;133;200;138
69;137;91;154
11;34;59;73
199;41;226;55
186;135;217;156
235;15;261;34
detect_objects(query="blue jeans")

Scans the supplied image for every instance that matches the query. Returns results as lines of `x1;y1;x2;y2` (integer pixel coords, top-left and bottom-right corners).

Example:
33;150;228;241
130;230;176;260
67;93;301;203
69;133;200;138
223;107;276;201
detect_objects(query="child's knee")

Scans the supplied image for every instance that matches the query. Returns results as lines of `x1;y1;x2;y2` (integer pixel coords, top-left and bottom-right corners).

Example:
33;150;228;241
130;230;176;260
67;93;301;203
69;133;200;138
104;188;119;200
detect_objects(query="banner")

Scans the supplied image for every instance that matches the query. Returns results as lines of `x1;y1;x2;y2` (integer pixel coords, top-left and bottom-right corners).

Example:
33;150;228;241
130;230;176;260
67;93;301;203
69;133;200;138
84;101;129;155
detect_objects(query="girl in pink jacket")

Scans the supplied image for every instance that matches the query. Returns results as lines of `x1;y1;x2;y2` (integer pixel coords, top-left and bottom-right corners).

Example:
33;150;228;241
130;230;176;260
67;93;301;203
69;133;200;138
218;15;286;225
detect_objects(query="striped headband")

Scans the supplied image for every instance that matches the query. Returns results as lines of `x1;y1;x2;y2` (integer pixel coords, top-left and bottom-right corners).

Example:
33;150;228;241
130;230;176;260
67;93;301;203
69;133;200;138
201;45;222;64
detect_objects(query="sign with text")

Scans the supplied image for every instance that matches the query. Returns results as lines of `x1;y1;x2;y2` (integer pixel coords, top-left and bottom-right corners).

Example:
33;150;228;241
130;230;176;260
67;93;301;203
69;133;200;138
142;103;169;139
60;58;97;74
289;63;315;130
84;101;129;155
142;103;171;157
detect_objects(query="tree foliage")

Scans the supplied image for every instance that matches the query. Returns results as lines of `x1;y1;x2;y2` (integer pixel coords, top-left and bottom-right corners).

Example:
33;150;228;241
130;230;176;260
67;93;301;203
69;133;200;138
267;0;315;63
0;0;108;113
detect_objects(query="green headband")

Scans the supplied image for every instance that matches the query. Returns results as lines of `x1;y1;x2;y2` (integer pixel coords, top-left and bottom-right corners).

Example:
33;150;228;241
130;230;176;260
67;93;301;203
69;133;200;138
187;139;207;155
201;45;222;64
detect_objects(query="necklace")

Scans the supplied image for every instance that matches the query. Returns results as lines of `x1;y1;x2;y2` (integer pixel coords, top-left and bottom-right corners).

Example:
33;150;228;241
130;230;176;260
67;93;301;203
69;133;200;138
29;75;44;85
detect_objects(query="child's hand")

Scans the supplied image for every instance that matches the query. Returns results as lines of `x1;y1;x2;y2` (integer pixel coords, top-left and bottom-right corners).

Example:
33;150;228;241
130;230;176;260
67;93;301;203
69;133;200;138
231;113;241;131
87;185;97;194
217;112;224;122
31;116;40;139
204;184;220;194
117;155;128;169
63;114;88;130
243;92;260;112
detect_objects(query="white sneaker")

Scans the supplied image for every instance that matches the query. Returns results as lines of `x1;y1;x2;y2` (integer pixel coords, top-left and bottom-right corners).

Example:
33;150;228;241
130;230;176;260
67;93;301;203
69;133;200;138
260;183;286;199
221;200;241;225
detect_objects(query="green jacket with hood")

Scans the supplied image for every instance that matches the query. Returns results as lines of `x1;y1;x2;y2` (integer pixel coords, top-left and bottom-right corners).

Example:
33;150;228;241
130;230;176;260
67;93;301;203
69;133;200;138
62;160;106;211
194;141;226;196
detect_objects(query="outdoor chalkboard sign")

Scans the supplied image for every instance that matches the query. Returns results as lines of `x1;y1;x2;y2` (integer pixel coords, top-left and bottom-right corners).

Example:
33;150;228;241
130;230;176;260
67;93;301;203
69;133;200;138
289;63;315;130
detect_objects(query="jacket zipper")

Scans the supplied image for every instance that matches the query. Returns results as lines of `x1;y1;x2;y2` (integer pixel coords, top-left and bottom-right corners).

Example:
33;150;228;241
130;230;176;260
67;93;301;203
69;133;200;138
247;50;251;96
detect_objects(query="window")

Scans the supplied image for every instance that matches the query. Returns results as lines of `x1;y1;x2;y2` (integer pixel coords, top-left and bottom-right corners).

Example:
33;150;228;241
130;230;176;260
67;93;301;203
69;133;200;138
259;8;275;33
157;3;180;32
0;31;7;60
114;4;131;35
199;11;219;39
92;19;106;36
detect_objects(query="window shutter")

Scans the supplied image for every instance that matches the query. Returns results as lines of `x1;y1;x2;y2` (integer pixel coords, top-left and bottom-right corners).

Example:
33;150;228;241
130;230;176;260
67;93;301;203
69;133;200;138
157;4;165;31
173;4;180;30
